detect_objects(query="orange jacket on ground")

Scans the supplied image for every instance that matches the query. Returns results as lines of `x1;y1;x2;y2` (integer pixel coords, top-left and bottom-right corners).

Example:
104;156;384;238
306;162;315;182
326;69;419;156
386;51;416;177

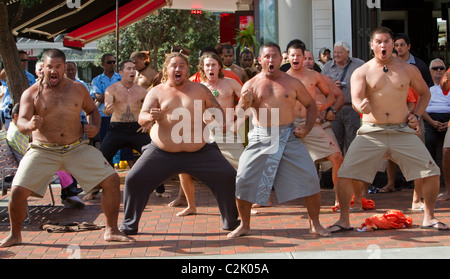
358;210;413;232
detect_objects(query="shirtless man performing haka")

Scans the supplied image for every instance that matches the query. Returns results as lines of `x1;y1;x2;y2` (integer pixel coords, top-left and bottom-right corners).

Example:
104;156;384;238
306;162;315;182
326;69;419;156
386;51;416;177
329;27;448;233
286;41;344;206
228;42;330;238
100;60;150;164
175;52;244;217
119;52;239;235
0;49;133;247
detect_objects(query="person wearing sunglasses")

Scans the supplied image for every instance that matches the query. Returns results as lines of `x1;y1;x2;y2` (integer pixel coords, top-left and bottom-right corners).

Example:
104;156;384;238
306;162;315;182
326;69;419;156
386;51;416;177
425;59;450;202
90;53;121;145
0;50;36;130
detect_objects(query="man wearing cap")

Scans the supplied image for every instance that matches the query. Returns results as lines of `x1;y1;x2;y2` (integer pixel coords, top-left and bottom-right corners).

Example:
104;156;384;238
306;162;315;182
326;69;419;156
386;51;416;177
317;47;332;70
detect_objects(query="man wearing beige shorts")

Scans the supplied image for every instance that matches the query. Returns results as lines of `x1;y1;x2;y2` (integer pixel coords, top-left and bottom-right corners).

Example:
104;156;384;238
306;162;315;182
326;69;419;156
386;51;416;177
0;49;133;247
286;41;344;205
328;27;448;233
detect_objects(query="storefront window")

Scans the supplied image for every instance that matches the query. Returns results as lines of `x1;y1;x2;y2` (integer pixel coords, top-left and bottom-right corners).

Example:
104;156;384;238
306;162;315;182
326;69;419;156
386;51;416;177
258;0;278;44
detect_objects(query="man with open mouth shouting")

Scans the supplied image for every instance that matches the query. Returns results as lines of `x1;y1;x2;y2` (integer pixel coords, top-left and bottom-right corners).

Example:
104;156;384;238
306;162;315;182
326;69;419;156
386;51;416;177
228;42;330;239
329;26;448;233
0;49;133;247
120;52;240;235
99;60;151;167
174;52;244;217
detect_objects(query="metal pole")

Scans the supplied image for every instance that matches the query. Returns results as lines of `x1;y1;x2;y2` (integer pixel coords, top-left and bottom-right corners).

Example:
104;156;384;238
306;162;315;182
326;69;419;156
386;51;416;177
115;0;119;72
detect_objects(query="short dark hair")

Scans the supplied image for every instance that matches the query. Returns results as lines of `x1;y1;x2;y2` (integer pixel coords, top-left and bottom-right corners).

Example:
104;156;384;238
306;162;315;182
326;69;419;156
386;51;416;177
11;103;20;118
287;40;306;54
394;32;410;45
66;61;77;68
370;26;394;42
101;53;114;63
43;48;66;62
220;44;234;54
119;59;134;71
286;39;306;53
240;48;253;59
259;42;282;56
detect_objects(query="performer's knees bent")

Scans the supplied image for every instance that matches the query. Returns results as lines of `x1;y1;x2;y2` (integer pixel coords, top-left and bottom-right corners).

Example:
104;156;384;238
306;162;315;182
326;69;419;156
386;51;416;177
100;173;120;191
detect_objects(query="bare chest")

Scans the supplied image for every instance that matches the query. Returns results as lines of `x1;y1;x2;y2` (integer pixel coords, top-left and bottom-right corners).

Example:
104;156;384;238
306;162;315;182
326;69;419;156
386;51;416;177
159;92;205;114
253;80;295;107
114;91;144;105
204;81;234;107
296;75;317;99
366;68;411;93
34;88;82;116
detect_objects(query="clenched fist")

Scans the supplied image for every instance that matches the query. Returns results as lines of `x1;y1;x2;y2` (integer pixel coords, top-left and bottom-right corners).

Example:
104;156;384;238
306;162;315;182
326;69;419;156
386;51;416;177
30;115;44;131
241;89;254;105
83;124;98;138
150;108;162;121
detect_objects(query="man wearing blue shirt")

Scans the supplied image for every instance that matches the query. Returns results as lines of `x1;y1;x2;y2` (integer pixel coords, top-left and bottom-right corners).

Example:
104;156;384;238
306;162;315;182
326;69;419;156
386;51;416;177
90;53;122;141
1;50;36;130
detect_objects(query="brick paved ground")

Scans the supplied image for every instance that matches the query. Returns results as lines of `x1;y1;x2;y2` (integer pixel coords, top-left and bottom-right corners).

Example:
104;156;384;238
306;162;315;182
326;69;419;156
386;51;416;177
1;170;450;259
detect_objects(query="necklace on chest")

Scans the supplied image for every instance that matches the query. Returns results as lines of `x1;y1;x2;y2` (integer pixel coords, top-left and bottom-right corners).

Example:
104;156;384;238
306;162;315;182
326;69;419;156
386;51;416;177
205;81;220;97
121;81;133;93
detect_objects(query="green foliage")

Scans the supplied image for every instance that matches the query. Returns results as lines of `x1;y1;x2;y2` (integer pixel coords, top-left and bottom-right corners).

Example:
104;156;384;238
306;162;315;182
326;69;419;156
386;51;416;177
97;9;220;75
235;21;259;53
18;0;42;8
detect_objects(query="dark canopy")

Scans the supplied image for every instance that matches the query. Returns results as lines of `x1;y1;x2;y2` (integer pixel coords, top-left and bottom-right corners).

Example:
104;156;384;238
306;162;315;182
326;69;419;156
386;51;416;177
9;0;132;42
8;0;167;48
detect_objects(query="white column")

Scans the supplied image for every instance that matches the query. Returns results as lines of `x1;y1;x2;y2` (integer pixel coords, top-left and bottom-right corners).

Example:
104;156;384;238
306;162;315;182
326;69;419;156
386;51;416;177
277;0;312;51
333;0;353;50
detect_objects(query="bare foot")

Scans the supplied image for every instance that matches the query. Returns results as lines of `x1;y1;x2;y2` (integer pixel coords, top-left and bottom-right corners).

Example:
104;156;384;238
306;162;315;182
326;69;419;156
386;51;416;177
438;193;450;201
176;207;197;217
104;229;135;242
227;225;251;239
378;185;395;193
411;201;425;211
252;200;272;208
156;192;171;198
250;209;260;215
310;224;331;237
168;195;187;207
0;234;22;247
82;192;98;201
